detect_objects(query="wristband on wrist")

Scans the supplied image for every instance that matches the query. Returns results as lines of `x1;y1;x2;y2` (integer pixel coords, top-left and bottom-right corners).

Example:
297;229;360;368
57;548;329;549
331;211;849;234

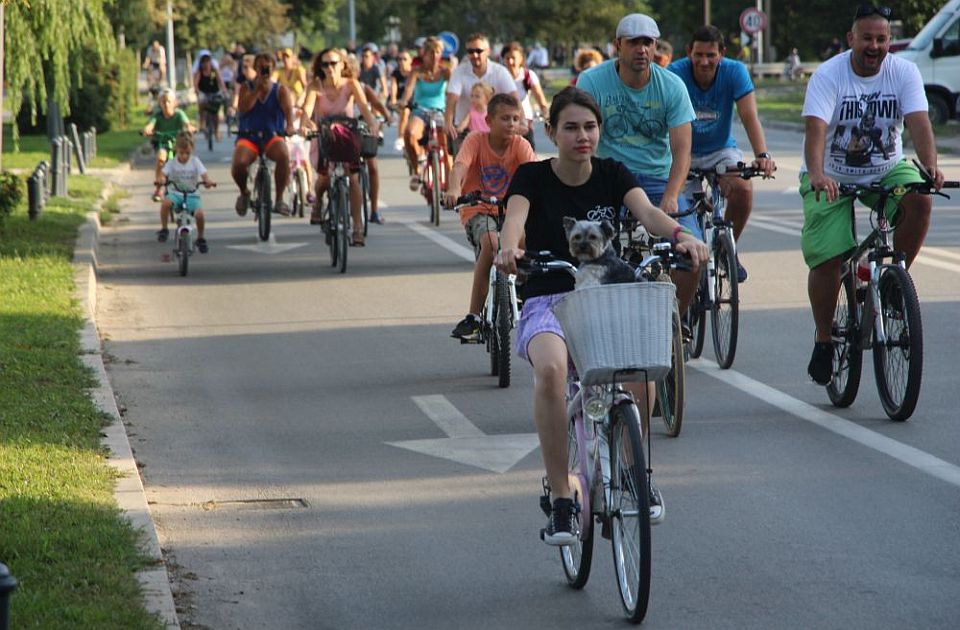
671;225;692;243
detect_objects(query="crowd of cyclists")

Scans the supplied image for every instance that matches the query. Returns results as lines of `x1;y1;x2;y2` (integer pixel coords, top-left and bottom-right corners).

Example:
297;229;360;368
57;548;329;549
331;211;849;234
141;4;950;545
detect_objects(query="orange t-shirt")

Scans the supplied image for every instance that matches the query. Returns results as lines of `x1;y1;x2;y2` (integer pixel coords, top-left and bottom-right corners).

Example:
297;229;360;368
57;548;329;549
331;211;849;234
454;132;536;224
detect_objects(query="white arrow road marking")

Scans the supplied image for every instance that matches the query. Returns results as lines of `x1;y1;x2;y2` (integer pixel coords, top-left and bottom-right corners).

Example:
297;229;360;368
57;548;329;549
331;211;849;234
386;395;540;473
226;233;309;254
690;359;960;489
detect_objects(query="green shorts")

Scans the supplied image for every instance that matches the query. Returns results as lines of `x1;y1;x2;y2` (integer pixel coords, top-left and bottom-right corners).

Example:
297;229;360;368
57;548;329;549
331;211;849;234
799;159;924;269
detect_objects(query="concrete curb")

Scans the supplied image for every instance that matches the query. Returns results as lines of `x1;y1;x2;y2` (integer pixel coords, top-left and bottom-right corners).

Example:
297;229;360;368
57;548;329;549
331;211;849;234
73;187;181;629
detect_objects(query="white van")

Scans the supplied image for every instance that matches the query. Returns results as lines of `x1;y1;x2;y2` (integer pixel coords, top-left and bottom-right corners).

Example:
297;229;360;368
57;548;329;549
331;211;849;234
895;0;960;124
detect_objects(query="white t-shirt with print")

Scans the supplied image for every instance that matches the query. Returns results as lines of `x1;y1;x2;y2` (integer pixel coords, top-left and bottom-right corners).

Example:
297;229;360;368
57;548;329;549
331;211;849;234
801;51;927;184
162;155;207;192
447;60;517;125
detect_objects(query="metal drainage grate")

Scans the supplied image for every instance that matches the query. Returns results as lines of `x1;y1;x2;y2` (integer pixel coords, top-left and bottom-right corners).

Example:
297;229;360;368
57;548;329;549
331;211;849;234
199;498;308;511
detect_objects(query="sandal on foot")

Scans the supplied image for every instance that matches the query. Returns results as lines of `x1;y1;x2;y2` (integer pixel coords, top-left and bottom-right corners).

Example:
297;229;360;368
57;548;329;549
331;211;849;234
351;230;365;247
235;193;250;217
408;175;420;191
274;201;291;217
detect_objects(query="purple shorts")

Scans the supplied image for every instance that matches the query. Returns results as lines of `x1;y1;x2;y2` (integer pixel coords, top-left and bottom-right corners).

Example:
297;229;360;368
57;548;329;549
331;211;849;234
515;293;570;362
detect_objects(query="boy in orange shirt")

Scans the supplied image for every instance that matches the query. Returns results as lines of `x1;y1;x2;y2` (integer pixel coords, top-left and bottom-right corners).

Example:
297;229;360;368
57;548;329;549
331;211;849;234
444;93;536;340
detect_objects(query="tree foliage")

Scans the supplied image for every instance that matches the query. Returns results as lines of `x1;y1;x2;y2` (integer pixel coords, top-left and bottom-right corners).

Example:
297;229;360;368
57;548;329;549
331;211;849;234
172;0;291;52
3;0;116;133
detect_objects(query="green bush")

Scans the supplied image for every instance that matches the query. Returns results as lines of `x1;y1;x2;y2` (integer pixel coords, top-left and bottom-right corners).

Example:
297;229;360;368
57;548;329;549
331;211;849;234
0;170;25;230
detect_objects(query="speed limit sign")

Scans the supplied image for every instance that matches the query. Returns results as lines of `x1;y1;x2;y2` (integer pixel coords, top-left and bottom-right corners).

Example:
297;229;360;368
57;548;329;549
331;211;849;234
740;8;767;34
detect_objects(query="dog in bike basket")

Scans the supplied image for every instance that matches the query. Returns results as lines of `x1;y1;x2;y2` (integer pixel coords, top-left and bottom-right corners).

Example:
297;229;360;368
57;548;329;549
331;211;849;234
563;217;636;289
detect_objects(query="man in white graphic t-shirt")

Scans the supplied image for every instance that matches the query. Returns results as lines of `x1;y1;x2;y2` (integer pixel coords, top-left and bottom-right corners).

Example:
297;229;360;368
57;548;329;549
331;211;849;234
800;3;947;386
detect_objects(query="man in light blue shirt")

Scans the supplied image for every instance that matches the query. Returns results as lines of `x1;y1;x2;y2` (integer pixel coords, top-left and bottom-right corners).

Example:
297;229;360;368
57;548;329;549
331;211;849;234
668;25;776;282
578;13;700;312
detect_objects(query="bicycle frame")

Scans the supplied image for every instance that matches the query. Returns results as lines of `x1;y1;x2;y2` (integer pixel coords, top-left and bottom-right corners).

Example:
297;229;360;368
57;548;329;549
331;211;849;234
688;171;736;306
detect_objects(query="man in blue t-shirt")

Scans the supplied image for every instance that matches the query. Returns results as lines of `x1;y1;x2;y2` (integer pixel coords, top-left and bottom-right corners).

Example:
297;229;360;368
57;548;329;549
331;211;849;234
668;25;776;282
578;13;701;312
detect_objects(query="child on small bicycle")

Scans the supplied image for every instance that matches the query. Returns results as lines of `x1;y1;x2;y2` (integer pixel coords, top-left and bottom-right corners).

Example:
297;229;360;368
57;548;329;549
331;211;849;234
143;88;195;202
156;131;216;252
443;93;536;340
495;87;708;544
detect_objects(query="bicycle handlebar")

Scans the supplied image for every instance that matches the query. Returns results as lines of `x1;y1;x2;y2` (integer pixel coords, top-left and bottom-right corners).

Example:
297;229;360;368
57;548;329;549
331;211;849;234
687;161;771;181
838;179;959;199
518;245;692;278
445;190;501;212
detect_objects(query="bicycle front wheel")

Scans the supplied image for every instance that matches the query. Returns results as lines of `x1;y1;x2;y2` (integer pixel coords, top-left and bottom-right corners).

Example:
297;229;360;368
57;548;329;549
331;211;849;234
326;192;338;267
609;402;651;623
256;167;272;242
336;180;349;274
711;231;739;368
177;235;189;277
360;164;370;236
827;270;863;407
495;272;512;388
430;151;441;226
560;415;593;589
873;265;923;421
658;303;685;437
686;274;707;359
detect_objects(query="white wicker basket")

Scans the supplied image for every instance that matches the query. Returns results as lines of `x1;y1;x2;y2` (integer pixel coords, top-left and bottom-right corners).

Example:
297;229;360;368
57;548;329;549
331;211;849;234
552;282;674;386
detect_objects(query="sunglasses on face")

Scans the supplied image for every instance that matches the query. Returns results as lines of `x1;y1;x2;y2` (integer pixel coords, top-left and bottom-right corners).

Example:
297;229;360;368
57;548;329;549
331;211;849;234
466;48;486;55
854;4;892;19
320;60;340;68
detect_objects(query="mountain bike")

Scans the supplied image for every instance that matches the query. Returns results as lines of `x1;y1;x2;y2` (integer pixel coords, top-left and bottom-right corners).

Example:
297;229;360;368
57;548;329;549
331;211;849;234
312;117;357;273
448;192;519;388
681;162;765;369
419;108;448;226
620;218;685;437
237;130;280;242
520;244;688;623
200;92;225;151
825;165;957;421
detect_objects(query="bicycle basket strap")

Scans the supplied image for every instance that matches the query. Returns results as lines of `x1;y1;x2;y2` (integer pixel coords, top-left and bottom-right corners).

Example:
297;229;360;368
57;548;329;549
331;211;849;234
552;282;674;385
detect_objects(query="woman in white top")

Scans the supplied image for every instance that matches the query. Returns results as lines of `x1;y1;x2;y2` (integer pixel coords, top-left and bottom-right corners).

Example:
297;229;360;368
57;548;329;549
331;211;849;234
500;42;549;150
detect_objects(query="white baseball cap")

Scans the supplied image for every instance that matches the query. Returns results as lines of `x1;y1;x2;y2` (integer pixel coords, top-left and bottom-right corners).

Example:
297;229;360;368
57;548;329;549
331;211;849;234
616;14;660;39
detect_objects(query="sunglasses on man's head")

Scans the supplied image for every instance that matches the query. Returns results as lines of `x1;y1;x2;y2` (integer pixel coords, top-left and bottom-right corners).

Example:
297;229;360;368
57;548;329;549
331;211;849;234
854;4;892;19
466;48;486;55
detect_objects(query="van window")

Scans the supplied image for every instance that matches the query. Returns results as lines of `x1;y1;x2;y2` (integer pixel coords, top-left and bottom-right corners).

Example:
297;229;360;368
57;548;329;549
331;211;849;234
942;17;960;56
909;9;957;50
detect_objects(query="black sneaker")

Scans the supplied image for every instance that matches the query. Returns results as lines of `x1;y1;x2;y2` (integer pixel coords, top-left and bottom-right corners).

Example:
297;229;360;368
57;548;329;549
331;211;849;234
736;257;748;283
451;314;482;340
542;497;578;546
807;341;834;385
196;238;208;254
649;479;665;525
156;228;169;242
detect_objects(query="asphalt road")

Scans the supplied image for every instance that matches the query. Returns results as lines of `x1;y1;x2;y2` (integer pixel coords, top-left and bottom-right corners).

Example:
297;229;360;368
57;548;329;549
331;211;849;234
96;123;960;629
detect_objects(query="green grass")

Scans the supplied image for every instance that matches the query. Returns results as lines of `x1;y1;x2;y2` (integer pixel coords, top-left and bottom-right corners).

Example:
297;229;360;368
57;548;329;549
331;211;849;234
0;176;163;629
100;187;129;225
2;108;154;170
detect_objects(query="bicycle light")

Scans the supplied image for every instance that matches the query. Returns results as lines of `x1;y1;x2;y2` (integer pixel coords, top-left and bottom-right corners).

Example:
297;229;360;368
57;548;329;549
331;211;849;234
584;396;609;422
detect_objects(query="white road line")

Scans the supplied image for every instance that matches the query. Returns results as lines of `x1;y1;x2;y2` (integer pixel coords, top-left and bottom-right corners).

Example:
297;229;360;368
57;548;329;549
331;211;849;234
921;245;960;262
690;359;960;489
914;254;960;274
747;216;803;237
398;219;474;262
412;394;484;438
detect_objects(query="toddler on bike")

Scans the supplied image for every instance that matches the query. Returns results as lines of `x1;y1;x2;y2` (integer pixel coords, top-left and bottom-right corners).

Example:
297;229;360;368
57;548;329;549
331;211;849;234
156;131;216;252
143;89;195;202
455;81;495;135
444;93;535;341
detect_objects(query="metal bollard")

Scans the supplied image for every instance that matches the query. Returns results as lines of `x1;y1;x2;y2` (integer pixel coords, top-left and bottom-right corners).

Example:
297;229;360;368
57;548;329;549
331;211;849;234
38;161;50;202
28;169;43;220
69;123;86;174
0;562;17;630
50;137;64;196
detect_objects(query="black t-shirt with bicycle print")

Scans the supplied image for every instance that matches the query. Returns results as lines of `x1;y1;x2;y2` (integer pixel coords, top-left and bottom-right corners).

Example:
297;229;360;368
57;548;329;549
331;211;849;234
505;157;638;298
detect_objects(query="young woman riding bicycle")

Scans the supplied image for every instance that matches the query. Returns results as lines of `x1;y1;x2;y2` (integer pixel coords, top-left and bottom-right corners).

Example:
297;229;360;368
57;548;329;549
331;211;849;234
495;87;708;544
301;47;380;246
399;37;451;190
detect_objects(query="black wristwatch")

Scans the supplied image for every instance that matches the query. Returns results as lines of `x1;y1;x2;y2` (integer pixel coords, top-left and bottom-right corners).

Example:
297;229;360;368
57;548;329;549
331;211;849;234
756;152;772;159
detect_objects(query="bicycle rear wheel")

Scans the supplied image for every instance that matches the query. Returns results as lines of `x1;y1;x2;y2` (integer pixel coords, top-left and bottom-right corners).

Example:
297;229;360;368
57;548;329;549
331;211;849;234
873;265;923;421
609;401;651;623
827;270;863;407
256;166;272;242
560;416;593;589
658;303;685;437
336;180;349;274
430;151;441;226
711;230;739;368
291;168;304;218
495;272;512;388
205;109;216;151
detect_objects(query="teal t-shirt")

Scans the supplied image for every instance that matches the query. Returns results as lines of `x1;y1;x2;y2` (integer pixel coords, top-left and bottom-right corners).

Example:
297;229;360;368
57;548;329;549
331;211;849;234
577;60;695;180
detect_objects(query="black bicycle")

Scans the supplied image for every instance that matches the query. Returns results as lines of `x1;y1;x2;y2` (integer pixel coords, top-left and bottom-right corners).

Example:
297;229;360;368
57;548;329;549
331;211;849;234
826;164;957;421
200;92;226;151
680;162;765;369
236;130;281;242
312;117;357;273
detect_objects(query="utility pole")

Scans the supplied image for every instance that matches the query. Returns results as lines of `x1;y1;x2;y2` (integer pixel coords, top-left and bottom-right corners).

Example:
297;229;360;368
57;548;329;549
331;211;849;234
1;3;5;169
348;0;356;45
705;0;711;25
166;0;176;89
755;0;764;64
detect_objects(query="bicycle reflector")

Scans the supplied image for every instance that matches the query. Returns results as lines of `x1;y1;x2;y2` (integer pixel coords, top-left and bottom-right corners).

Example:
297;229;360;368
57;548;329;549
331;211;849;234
893;185;907;196
584;396;610;422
